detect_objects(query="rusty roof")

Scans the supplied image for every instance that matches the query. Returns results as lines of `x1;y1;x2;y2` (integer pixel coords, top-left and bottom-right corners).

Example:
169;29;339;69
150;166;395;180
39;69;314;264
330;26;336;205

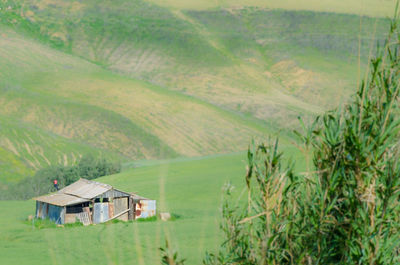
34;193;89;207
58;178;112;199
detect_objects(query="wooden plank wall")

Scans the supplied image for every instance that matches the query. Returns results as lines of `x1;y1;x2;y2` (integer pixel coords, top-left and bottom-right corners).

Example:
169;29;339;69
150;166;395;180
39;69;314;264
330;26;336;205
65;213;77;224
114;197;128;221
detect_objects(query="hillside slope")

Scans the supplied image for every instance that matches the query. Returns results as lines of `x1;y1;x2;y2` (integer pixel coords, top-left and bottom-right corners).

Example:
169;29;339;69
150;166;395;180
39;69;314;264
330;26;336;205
0;26;274;182
0;0;391;181
1;0;389;127
144;0;396;17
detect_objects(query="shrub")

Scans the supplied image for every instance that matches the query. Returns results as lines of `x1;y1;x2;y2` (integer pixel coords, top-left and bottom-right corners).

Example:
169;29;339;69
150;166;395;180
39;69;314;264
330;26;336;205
0;155;121;200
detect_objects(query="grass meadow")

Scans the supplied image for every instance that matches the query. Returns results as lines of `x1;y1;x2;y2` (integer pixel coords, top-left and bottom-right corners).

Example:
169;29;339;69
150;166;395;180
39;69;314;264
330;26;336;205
0;145;304;265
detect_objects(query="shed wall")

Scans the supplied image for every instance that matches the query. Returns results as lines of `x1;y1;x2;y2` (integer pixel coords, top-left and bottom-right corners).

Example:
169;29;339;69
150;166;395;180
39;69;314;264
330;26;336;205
136;200;156;219
65;214;77;224
35;202;64;224
48;204;64;224
114;197;128;221
37;202;49;219
95;189;130;199
93;203;109;224
35;201;40;218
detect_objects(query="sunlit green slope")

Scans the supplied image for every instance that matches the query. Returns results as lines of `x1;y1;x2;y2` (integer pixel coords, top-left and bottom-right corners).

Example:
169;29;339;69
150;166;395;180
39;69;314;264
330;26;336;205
0;26;274;182
0;0;392;181
1;0;389;128
145;0;396;17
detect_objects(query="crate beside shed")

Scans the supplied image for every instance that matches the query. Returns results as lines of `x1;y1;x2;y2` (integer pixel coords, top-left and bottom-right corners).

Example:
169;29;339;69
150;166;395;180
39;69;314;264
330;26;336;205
34;178;156;225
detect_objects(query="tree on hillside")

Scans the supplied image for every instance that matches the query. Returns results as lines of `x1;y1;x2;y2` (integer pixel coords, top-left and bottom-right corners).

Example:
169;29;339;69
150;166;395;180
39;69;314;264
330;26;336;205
0;155;121;200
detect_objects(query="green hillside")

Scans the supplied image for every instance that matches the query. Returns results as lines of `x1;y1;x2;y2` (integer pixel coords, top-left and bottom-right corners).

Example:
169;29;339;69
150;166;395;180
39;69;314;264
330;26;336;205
1;0;389;126
145;0;396;17
0;150;304;265
0;0;391;181
0;24;274;182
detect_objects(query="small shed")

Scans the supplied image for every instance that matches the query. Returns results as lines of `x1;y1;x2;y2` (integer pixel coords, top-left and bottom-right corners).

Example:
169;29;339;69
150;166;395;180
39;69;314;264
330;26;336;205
34;178;156;225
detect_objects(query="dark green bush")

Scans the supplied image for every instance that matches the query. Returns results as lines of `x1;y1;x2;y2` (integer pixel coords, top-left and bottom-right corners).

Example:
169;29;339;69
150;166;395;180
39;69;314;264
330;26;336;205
0;155;121;200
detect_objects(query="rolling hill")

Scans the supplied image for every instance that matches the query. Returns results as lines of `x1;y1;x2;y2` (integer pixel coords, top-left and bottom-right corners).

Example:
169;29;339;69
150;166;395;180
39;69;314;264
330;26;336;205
0;0;394;182
145;0;396;17
0;24;274;182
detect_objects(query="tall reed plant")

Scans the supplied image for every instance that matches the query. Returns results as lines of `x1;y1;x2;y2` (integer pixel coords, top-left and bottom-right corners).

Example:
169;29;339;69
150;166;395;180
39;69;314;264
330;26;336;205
201;15;400;265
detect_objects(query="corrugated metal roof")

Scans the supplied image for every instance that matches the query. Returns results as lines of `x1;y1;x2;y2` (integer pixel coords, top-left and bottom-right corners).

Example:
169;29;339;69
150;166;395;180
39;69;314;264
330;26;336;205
34;193;89;207
130;193;150;201
34;178;152;206
59;178;112;199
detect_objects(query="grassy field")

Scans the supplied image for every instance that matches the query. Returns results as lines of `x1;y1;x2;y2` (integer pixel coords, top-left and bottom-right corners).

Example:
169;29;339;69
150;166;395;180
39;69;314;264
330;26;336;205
145;0;397;17
0;149;305;265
